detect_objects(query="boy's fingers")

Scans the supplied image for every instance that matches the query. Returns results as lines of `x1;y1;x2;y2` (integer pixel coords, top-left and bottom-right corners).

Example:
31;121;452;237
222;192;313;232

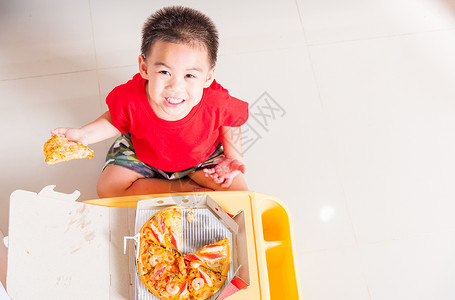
221;170;243;187
79;138;89;146
204;168;215;173
213;174;224;184
216;165;228;175
221;176;233;188
50;128;68;135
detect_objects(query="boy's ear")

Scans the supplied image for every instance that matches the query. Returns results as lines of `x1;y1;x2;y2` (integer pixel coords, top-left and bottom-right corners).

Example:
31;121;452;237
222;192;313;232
203;65;216;88
138;54;148;79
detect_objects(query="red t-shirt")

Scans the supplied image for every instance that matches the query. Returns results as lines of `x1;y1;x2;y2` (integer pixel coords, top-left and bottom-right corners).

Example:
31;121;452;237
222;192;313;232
106;73;249;172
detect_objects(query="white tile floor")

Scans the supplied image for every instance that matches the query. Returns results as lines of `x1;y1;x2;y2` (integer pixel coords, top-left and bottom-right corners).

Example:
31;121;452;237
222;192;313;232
1;0;455;299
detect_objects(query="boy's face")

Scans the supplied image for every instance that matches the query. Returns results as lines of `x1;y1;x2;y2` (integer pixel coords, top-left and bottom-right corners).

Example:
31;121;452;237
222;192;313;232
139;41;215;121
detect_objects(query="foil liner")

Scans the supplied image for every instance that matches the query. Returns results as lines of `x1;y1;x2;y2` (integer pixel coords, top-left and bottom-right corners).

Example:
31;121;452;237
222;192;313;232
129;197;237;300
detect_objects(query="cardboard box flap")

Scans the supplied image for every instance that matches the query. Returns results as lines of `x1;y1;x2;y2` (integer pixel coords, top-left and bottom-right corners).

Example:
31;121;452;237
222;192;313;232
232;211;249;285
135;194;239;234
7;186;110;299
217;211;250;300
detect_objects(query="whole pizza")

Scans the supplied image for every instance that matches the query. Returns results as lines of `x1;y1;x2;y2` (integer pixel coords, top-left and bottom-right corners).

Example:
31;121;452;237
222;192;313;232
138;206;231;300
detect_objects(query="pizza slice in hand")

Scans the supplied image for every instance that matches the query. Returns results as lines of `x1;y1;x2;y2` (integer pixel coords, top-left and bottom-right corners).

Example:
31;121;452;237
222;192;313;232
184;238;231;277
44;135;94;165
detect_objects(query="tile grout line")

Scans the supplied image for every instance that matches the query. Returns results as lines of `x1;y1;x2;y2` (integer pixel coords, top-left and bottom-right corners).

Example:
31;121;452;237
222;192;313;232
300;227;455;255
87;0;116;158
293;0;307;42
1;28;454;83
0;69;98;82
0;64;138;82
218;42;308;57
86;1;111;275
306;26;455;48
306;52;374;300
294;0;372;298
13;26;453;83
87;0;103;115
299;243;359;255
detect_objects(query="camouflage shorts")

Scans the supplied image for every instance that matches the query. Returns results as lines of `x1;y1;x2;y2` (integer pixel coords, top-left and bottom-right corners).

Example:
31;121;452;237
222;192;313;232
103;134;225;180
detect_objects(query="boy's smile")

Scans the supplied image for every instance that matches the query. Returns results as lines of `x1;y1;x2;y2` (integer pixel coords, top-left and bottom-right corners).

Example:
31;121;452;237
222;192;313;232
164;97;184;106
139;41;215;121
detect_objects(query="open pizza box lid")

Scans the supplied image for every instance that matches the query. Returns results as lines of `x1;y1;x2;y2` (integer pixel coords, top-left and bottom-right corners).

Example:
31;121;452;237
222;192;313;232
5;185;250;300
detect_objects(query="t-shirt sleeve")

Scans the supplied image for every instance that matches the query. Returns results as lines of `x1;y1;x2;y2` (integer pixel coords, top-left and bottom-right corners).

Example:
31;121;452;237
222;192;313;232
106;87;129;134
222;95;249;127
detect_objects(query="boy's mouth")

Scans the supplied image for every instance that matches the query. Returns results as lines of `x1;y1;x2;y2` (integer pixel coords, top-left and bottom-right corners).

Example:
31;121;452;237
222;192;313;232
164;97;185;107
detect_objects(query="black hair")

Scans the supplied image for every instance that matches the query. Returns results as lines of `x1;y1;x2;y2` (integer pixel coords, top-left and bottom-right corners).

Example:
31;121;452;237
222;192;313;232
141;6;219;67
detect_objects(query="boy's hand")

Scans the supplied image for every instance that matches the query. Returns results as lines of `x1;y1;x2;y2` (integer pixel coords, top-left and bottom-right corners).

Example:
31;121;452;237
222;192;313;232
203;158;246;188
50;128;88;146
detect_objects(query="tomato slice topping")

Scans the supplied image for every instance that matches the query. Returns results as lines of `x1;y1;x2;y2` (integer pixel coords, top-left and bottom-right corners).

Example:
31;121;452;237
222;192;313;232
149;224;161;243
150;266;166;280
198;268;212;287
171;232;178;250
184;254;201;262
179;281;188;295
159;215;166;233
201;253;224;260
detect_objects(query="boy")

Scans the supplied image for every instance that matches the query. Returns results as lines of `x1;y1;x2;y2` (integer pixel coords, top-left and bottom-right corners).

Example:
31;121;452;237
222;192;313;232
51;6;248;197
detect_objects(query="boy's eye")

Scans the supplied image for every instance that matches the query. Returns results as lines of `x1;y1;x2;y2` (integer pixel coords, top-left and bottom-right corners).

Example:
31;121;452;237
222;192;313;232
185;74;195;78
159;71;170;76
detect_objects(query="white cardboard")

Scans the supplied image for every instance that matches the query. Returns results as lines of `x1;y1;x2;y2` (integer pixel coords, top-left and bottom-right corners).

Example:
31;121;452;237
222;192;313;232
0;231;7;291
0;282;11;300
0;230;8;300
7;186;111;299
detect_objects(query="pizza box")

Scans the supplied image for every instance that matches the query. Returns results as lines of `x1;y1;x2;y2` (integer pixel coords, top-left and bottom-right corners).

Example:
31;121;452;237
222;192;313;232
123;194;248;300
5;185;301;299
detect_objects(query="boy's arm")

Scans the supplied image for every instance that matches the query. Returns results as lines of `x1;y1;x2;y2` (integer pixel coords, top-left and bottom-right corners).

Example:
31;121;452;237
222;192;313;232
220;126;244;162
204;126;246;187
51;111;120;145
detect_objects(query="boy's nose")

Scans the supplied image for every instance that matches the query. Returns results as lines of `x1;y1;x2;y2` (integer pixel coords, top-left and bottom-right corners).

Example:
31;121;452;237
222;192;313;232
167;76;185;91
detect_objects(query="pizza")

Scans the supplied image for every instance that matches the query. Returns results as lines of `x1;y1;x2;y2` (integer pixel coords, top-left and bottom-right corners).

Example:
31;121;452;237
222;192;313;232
140;206;182;252
138;244;188;300
137;207;231;300
44;135;94;165
183;238;231;277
